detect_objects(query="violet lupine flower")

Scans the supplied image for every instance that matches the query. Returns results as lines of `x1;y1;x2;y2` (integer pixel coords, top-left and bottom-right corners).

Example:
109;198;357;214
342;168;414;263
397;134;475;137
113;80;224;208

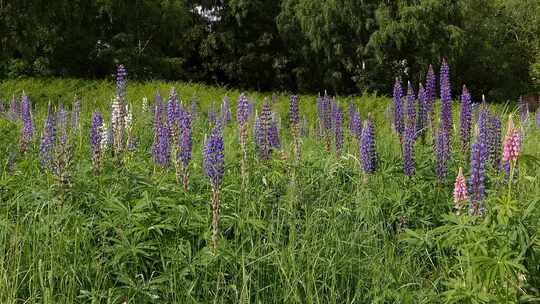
359;113;377;174
167;88;181;139
440;58;452;135
403;82;416;176
220;97;232;126
453;167;468;212
435;123;449;181
416;83;428;139
290;95;299;128
334;106;343;155
179;112;192;190
318;94;332;150
116;64;127;100
256;100;274;159
350;112;362;140
154;92;165;133
40;103;56;169
425;65;437;118
469;135;488;216
405;81;416;131
269;115;281;150
57;103;68;146
203;125;225;188
477;105;490;147
72;96;81;130
237;94;250;126
90;111;103;173
247;100;255;119
393;78;404;139
502;116;521;164
487;114;502;170
153;121;170;167
9;95;20;121
19;94;34;153
348;100;355;132
459;85;472;151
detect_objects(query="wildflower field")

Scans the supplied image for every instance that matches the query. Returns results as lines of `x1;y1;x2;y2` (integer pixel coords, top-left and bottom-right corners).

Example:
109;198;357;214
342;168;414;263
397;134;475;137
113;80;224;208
0;63;539;303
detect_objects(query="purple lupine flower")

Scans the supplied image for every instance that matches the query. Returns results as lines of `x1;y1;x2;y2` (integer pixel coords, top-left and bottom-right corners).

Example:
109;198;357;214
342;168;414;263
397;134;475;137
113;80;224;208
40;103;56;169
393;78;404;139
90;111;103;173
403;82;416;176
435;123;449;180
19;94;34;152
179;111;192;190
406;81;416;131
72;96;81;130
350;112;362;140
256;100;274;159
348;100;355;132
269;114;281;149
203;124;225;188
153;122;170;167
167;88;181;139
208;102;217;125
57;103;68;146
220;97;232;126
360;113;377;173
9;95;20;121
247;100;255;119
416;83;428;139
477;104;490;146
425;64;436;119
334;106;343;155
290;95;299;127
253;113;262;146
154;92;164;132
440;58;452;135
237;94;250;126
459;85;472;151
487;113;502;170
116;64;127;100
468;135;488;215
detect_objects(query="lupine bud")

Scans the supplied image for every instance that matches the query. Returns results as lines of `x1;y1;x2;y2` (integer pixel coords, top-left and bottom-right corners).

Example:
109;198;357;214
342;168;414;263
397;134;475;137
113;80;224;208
360;113;377;173
459;85;472;150
40;103;56;169
393;78;404;138
469;135;488;215
203;125;225;188
435;123;449;181
19;94;34;152
116;64;127;100
440;58;452;135
453;167;468;212
502;116;521;163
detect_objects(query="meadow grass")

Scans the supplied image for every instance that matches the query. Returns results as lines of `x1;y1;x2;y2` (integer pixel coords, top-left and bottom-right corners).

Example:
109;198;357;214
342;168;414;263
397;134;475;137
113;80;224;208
0;78;539;303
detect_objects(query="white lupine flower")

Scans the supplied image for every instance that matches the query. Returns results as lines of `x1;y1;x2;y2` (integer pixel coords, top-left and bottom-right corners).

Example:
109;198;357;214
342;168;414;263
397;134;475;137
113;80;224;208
101;123;109;150
111;97;122;133
124;104;132;130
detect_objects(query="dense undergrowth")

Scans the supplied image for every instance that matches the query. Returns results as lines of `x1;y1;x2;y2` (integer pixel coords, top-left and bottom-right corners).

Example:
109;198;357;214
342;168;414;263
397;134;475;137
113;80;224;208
0;78;539;303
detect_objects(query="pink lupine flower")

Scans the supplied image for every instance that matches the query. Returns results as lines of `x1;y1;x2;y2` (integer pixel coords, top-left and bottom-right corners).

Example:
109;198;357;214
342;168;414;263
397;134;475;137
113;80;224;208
502;116;521;163
453;167;468;212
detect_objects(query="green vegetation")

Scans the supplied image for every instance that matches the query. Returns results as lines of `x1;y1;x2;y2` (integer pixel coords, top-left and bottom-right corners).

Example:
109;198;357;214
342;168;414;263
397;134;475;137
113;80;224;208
0;78;539;303
2;1;540;98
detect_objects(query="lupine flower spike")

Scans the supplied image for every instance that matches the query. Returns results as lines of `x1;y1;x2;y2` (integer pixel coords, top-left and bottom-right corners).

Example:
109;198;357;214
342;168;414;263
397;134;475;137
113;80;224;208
90;111;104;174
453;167;468;213
359;113;377;174
179;111;192;190
393;78;404;140
440;58;452;136
403;82;416;176
502;116;521;164
289;95;301;162
40;103;56;170
333;105;343;156
469;128;488;216
19;94;34;153
203;125;225;251
460;85;472;151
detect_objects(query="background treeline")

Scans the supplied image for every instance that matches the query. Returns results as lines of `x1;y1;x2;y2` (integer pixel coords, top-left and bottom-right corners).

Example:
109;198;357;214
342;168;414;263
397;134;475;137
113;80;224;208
1;0;539;99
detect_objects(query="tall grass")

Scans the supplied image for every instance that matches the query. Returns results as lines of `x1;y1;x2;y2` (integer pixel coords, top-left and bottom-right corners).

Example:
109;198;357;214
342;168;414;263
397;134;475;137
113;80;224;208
0;78;539;303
